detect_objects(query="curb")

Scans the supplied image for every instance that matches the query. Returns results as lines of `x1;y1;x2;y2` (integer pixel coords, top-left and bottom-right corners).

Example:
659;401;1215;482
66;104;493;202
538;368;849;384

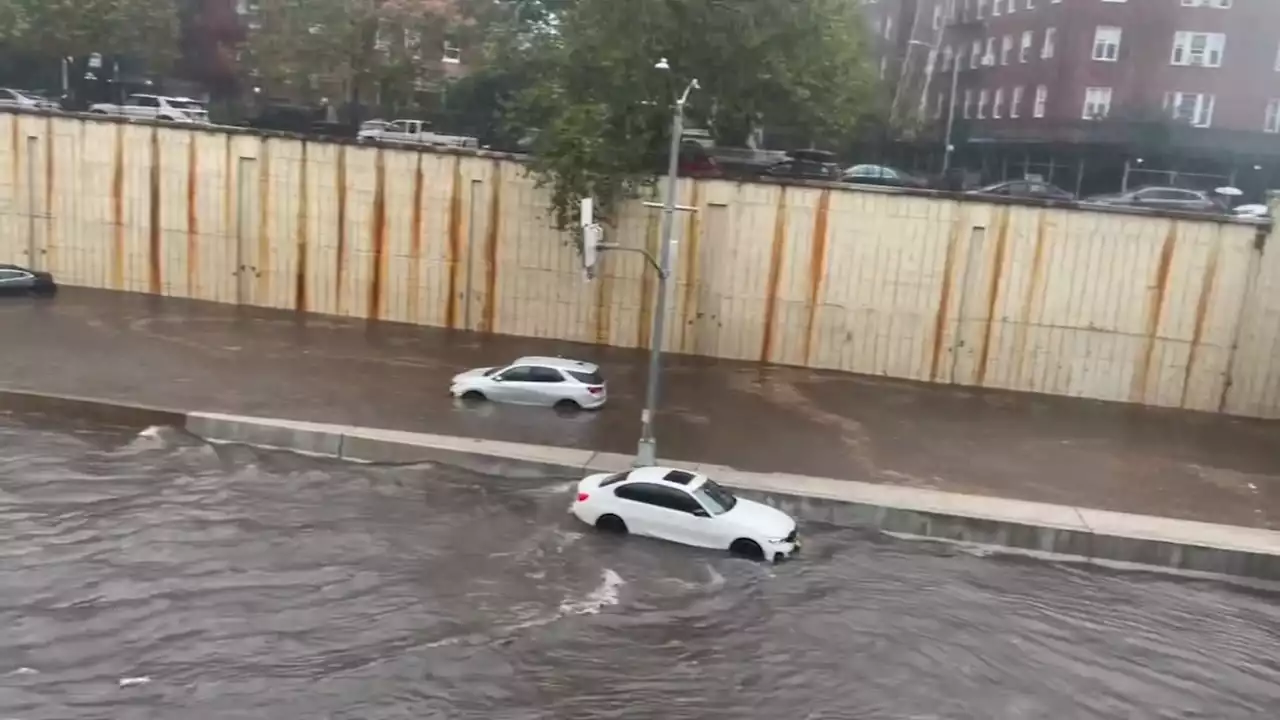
181;410;1280;583
2;390;1277;582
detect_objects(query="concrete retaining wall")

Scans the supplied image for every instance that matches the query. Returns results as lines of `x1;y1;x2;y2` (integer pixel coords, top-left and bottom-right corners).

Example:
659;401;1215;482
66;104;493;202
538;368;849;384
2;111;1279;417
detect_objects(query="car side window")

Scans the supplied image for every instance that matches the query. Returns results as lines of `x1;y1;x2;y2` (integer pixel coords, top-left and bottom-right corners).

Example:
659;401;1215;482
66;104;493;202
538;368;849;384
496;366;533;382
528;366;565;383
614;483;704;514
0;269;29;283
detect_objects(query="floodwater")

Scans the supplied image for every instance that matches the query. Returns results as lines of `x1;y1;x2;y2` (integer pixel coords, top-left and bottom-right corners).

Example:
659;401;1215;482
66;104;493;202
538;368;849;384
0;419;1277;719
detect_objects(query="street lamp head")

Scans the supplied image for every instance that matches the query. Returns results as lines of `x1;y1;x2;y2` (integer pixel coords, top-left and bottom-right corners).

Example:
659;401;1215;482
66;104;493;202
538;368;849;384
654;57;670;71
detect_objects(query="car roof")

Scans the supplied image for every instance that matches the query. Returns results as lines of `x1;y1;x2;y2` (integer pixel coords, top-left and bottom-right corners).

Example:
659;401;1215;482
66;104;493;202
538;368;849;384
0;263;31;271
513;356;599;372
622;466;706;488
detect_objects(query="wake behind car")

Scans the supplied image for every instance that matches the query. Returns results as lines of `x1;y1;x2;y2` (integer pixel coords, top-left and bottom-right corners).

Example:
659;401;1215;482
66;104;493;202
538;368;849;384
0;264;57;296
450;356;607;410
571;466;800;562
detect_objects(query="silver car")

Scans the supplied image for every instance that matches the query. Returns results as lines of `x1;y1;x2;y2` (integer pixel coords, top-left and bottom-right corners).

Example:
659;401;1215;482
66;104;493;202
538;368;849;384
450;356;608;410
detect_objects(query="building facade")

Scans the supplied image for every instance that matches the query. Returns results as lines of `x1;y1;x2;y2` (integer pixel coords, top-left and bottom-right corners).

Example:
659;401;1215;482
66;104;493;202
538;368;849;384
863;0;1280;193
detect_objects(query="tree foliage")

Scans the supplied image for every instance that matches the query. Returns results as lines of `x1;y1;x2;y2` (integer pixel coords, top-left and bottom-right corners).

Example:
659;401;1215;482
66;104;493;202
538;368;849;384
0;0;180;68
496;0;877;230
241;0;470;108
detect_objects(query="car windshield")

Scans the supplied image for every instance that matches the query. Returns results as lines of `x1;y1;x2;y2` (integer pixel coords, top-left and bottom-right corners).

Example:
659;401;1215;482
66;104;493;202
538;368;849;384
692;479;737;515
481;367;501;377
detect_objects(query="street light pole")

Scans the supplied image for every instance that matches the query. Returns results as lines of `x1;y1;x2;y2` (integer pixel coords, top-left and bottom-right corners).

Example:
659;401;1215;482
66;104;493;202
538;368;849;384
635;67;698;468
942;54;960;174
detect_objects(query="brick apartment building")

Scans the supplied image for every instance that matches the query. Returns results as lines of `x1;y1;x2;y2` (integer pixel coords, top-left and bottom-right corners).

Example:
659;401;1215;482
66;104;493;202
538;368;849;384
862;0;1280;195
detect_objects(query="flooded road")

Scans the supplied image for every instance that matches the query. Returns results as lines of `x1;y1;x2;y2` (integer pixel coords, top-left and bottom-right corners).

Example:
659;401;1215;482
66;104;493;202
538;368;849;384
1;418;1277;719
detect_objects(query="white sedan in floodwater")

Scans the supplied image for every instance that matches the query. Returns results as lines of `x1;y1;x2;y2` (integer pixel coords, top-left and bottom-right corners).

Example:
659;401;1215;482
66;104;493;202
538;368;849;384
449;356;607;410
570;466;800;562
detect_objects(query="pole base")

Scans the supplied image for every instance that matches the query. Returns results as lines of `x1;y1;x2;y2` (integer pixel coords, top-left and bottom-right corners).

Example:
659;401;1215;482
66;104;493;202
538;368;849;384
634;438;658;467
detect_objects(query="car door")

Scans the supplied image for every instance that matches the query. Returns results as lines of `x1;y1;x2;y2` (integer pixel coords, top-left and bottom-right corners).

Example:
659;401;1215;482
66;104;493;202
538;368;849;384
489;365;537;404
526;365;569;406
613;483;708;547
0;268;33;296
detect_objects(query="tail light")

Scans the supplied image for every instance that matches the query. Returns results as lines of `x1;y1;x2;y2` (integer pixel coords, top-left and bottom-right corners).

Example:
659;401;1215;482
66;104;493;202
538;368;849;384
576;492;590;502
587;386;604;395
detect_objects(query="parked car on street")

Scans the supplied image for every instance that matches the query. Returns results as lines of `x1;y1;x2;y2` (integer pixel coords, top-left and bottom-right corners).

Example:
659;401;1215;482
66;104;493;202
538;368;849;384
450;356;607;410
1083;186;1226;214
765;149;842;181
842;163;927;188
0;88;60;111
0;264;57;297
571;466;801;562
967;179;1074;201
89;94;210;123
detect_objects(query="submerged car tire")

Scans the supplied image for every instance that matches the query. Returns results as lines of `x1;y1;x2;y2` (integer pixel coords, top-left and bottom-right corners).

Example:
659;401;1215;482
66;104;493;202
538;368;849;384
730;538;764;561
460;390;487;402
595;514;628;534
554;399;582;412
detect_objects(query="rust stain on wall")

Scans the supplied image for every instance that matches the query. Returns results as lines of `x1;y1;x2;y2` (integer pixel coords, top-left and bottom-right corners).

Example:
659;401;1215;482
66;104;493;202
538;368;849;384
928;210;964;382
368;149;390;320
1179;233;1222;408
801;189;832;366
480;160;503;333
444;156;463;329
185;137;200;297
8;116;17;205
255;139;272;303
635;213;659;349
110;123;126;290
678;182;703;353
407;154;425;323
1012;212;1049;385
44;116;54;269
1131;222;1179;403
147;128;163;295
974;208;1011;387
593;253;613;345
759;187;789;363
334;146;349;315
293;142;309;312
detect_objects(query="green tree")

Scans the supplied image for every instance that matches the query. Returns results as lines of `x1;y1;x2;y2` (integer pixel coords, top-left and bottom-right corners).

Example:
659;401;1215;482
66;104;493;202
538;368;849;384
0;0;179;68
500;0;877;230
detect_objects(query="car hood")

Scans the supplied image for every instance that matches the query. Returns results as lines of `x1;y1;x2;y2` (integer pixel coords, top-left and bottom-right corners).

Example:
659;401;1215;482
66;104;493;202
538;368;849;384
722;497;795;538
451;367;495;383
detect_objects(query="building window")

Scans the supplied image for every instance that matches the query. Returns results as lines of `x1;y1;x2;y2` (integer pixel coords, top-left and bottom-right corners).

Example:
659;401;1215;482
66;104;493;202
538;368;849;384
993;88;1005;118
984;37;996;65
1001;35;1013;65
1171;32;1226;68
879;57;887;79
936;92;946;119
1274;42;1280;71
1265;99;1280;133
1042;28;1057;59
884;16;893;39
978;89;989;119
1020;31;1033;62
1093;27;1122;62
1082;87;1113;119
933;4;945;29
1026;0;1035;8
1007;0;1017;13
1011;85;1024;118
942;45;953;72
978;0;988;19
964;89;974;119
1034;85;1047;117
971;40;982;69
1180;0;1232;7
1165;91;1216;127
993;0;1001;16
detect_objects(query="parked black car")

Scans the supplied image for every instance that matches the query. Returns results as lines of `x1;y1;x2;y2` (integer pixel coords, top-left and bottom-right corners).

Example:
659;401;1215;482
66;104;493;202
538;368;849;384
967;179;1075;201
765;149;842;181
841;163;928;188
0;264;57;296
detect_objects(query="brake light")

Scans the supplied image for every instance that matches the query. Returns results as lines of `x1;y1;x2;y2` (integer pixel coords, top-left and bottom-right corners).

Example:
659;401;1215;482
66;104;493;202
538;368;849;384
577;492;590;502
587;386;604;395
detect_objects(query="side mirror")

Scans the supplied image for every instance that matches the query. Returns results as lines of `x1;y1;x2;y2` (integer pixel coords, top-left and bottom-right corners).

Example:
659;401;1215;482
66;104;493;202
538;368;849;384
691;508;709;518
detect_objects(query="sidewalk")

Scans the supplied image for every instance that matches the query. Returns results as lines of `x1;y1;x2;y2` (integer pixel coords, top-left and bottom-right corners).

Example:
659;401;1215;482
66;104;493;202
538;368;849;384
2;288;1277;530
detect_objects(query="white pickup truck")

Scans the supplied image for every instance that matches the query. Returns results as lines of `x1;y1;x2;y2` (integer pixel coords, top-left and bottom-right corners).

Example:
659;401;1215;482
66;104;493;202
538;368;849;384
357;119;478;148
89;94;211;123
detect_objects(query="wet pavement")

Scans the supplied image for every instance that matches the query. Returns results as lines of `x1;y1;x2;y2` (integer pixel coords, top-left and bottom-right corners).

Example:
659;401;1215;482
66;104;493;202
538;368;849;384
1;418;1277;719
1;288;1278;529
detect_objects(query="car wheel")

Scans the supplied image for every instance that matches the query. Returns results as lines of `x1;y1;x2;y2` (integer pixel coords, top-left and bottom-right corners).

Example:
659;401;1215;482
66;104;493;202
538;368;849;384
595;514;628;534
460;390;486;402
554;399;582;412
730;539;764;561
